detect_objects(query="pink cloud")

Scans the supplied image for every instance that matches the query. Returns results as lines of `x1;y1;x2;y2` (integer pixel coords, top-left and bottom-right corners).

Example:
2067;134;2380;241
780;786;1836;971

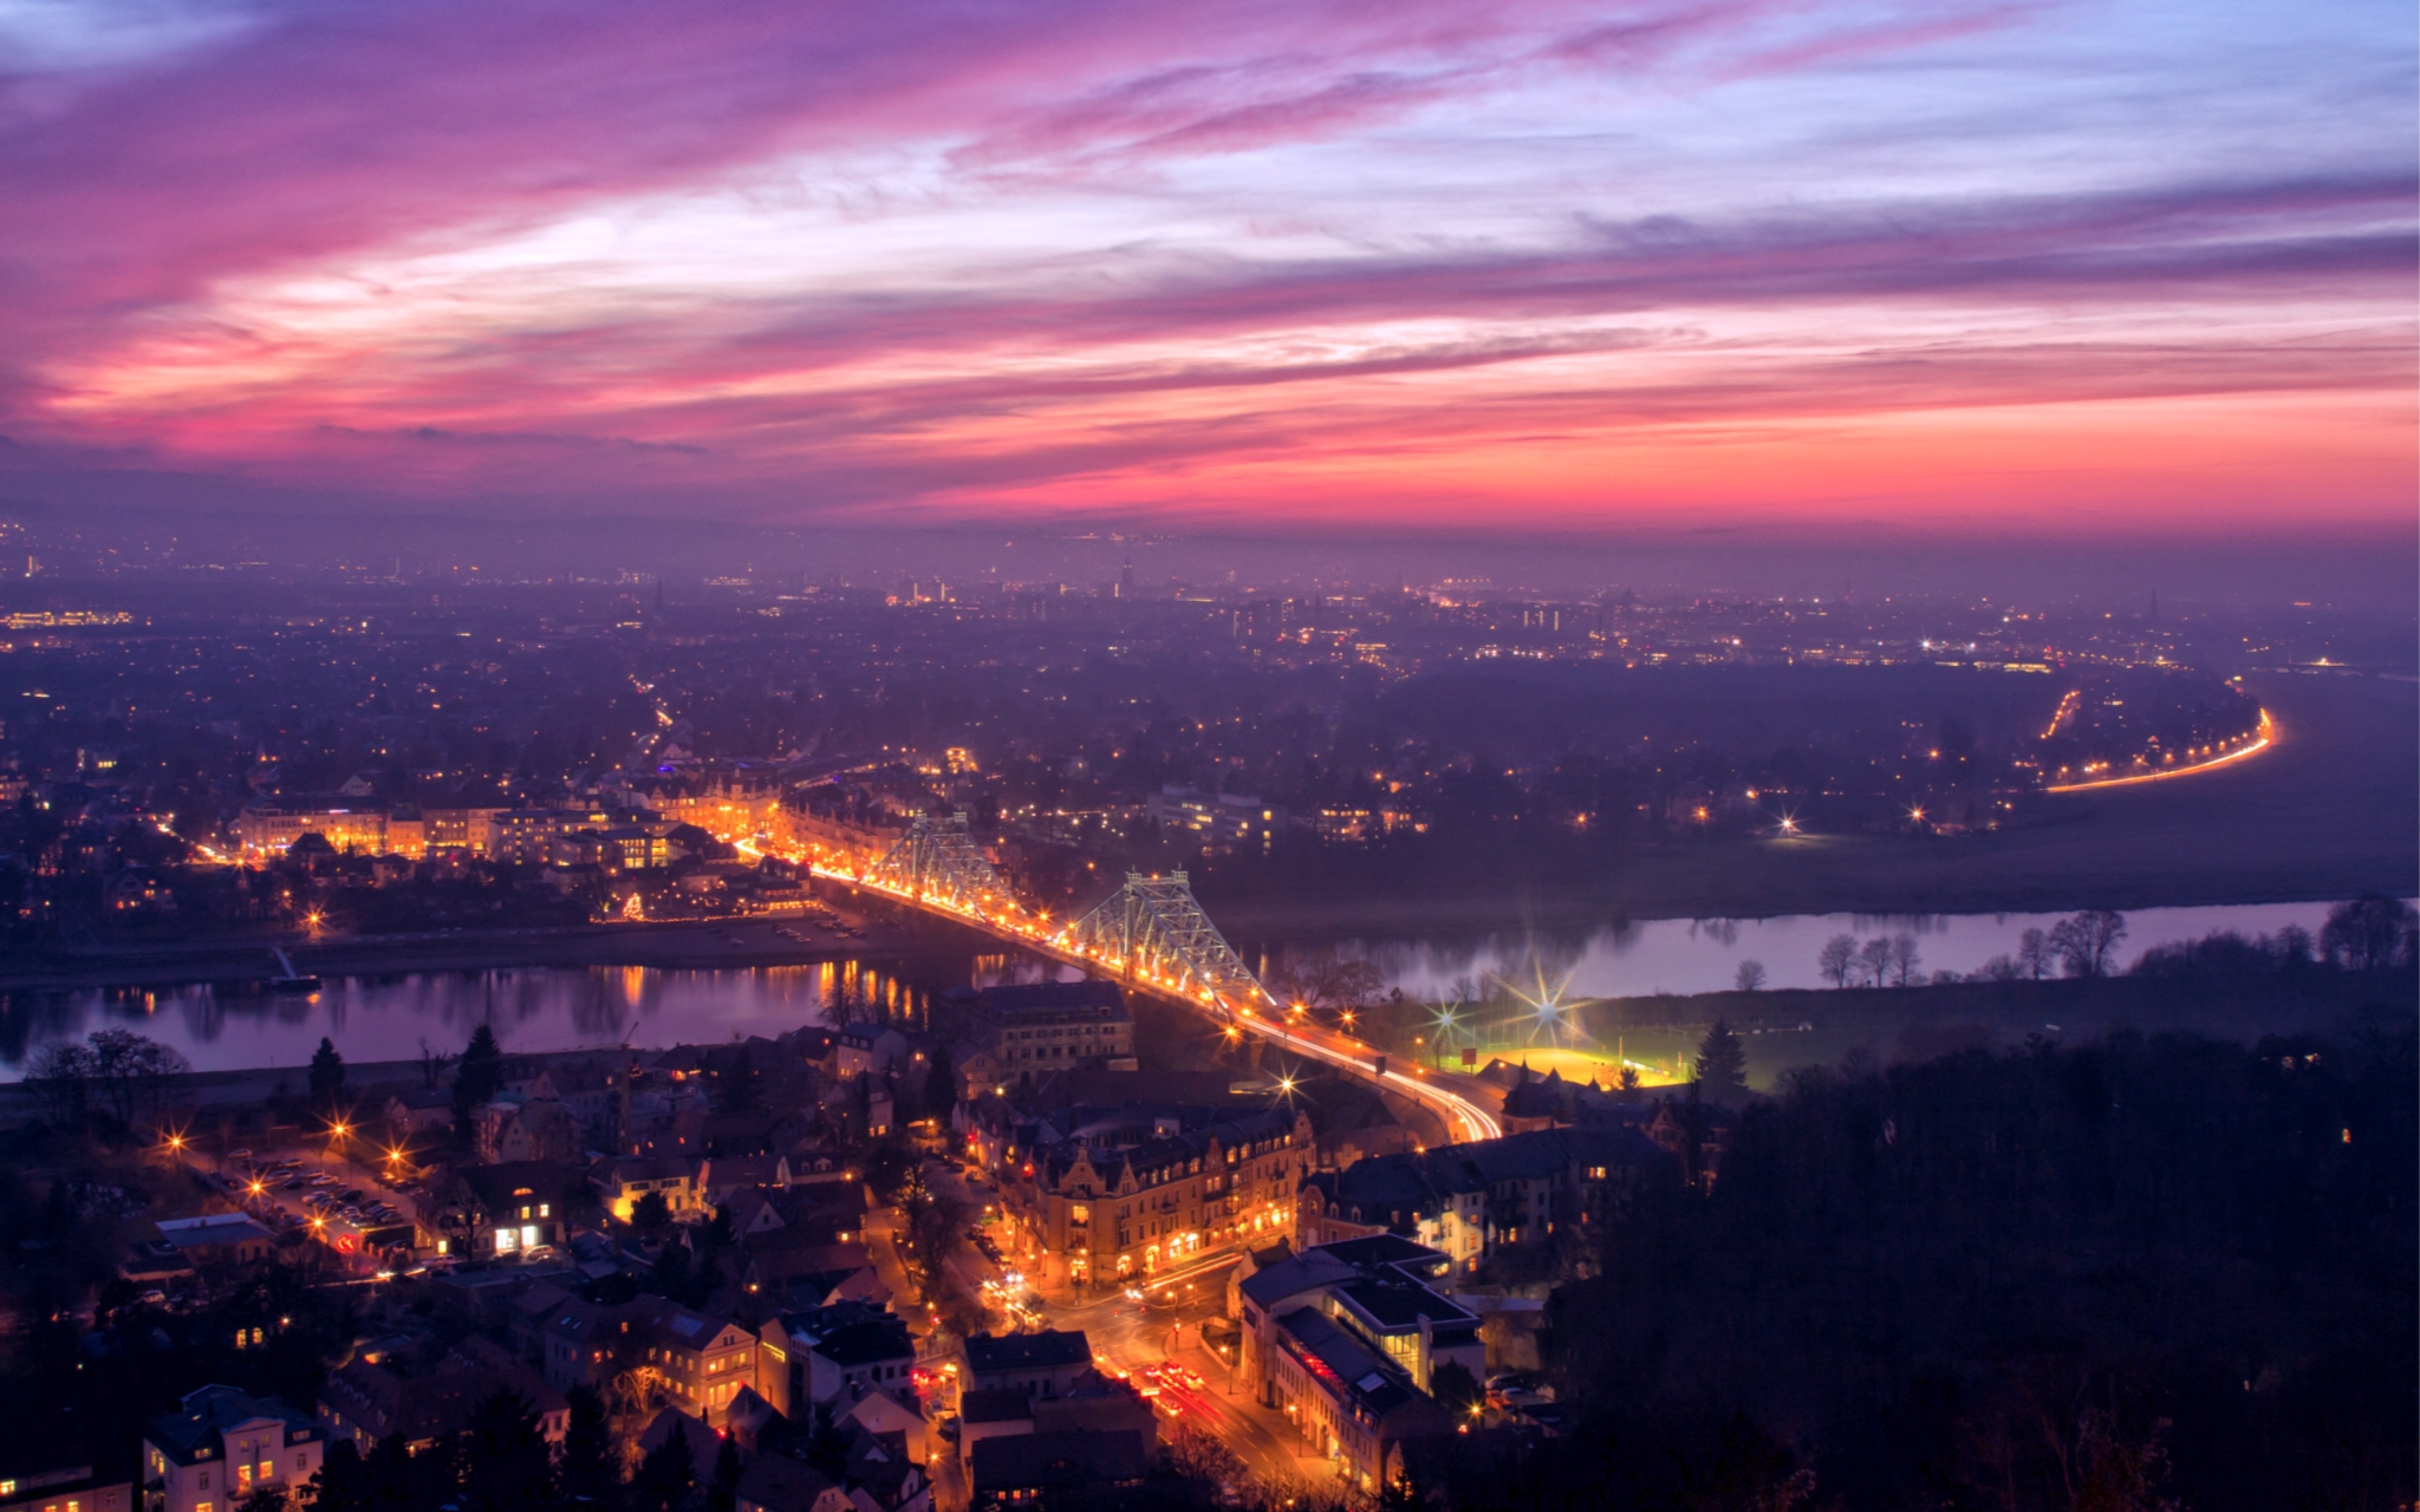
0;0;2406;540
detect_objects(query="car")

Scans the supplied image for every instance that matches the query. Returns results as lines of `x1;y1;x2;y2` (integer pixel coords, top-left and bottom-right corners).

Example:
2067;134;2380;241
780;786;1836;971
228;1148;254;1163
139;1289;166;1305
519;1244;560;1264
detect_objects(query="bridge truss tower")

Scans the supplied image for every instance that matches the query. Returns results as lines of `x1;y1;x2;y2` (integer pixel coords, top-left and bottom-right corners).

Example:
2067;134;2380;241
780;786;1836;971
1060;871;1270;1016
860;811;1018;917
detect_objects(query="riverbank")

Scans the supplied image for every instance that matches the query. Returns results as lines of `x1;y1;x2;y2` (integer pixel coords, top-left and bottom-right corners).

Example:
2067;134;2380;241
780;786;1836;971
1201;670;2416;939
0;900;996;993
1567;969;2406;1091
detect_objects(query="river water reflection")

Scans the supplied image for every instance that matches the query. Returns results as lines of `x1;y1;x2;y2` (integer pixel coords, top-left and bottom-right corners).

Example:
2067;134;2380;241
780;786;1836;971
1325;900;2354;1002
0;900;2371;1077
0;958;935;1076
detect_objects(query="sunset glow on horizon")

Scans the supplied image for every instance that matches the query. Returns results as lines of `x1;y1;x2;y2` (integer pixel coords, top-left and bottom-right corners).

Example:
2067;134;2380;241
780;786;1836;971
1;0;2411;537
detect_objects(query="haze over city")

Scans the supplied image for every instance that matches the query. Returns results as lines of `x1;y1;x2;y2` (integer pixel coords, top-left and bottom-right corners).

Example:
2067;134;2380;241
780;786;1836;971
0;4;2409;1512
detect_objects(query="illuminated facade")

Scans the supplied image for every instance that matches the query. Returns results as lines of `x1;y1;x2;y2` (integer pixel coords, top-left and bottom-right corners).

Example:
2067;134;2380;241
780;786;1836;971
995;1104;1309;1287
231;801;408;857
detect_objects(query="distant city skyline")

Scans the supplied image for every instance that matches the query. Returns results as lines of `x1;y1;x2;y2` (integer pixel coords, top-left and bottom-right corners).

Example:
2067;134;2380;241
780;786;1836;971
0;0;2411;548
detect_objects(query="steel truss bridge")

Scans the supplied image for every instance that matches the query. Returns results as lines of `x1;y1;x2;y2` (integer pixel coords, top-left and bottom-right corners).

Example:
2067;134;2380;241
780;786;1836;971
815;813;1500;1142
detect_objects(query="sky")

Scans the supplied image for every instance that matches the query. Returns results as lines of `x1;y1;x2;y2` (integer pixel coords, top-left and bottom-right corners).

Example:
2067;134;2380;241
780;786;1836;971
0;0;2412;549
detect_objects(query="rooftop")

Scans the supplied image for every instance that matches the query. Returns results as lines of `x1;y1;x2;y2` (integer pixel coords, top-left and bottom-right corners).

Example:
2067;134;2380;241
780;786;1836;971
964;1329;1092;1373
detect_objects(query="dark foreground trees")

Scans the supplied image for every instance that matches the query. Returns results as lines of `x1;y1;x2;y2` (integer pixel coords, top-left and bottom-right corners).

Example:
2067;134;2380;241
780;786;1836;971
1445;1013;2415;1512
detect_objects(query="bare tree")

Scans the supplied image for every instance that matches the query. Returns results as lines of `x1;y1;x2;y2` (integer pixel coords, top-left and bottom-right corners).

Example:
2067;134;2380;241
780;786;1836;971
1887;933;1922;987
1269;947;1385;1011
2049;910;2128;978
1857;937;1894;988
417;1037;454;1090
1817;934;1858;988
25;1041;95;1126
2320;894;2416;972
1733;959;1768;993
82;1029;190;1126
2015;928;2054;980
1977;954;2022;983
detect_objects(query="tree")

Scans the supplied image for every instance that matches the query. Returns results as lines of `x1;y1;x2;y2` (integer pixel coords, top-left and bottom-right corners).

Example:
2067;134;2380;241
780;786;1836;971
1431;1358;1484;1418
1817;934;1858;988
706;1433;742;1512
925;1045;957;1118
1977;954;2022;983
557;1386;623;1511
1694;1020;1747;1106
458;1389;551;1512
1857;937;1893;989
631;1422;697;1512
1616;1065;1642;1095
1732;959;1768;993
302;1438;372;1512
1887;933;1922;988
631;1189;672;1236
417;1036;453;1091
2050;910;2128;978
861;1142;913;1203
235;1488;291;1512
83;1028;189;1126
453;1023;505;1137
2016;927;2054;980
308;1036;347;1111
2320;893;2416;971
24;1041;94;1127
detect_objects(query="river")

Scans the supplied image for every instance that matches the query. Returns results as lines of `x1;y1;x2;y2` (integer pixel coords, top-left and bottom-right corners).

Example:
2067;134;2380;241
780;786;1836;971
0;899;2370;1077
1317;899;2362;1004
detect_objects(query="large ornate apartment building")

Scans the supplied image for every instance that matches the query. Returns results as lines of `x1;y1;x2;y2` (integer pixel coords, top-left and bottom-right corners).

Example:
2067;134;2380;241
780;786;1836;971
991;1101;1311;1287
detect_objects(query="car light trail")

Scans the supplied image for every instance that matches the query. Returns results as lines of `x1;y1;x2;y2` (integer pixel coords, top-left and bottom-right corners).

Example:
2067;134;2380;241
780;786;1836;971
785;849;1503;1143
2046;709;2273;792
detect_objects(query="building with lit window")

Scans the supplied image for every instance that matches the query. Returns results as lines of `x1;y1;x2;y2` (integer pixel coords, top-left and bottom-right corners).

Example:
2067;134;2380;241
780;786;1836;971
974;982;1136;1078
1265;1307;1450;1495
991;1101;1309;1287
1235;1236;1482;1409
1144;785;1288;852
0;1462;130;1512
1296;1125;1670;1267
230;801;402;857
142;1387;322;1512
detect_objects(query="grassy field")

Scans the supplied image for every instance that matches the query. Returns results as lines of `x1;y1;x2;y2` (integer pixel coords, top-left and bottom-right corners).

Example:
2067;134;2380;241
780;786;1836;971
1575;967;2406;1091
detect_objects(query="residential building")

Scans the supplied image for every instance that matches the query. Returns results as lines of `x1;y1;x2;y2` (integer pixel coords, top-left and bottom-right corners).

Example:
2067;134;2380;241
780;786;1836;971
1296;1125;1669;1267
318;1340;567;1453
988;1101;1308;1287
1264;1307;1449;1495
1143;785;1289;852
959;1331;1094;1400
974;982;1136;1076
628;1299;760;1424
151;1213;278;1269
142;1386;323;1512
229;801;398;857
967;1429;1149;1512
439;1160;575;1256
734;1453;851;1512
0;1462;130;1512
1233;1235;1480;1404
592;1154;704;1222
757;1303;916;1414
381;1086;454;1135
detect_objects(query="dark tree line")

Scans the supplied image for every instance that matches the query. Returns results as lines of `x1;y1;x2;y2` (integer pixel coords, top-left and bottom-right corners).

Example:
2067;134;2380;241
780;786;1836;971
1426;1014;2416;1512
